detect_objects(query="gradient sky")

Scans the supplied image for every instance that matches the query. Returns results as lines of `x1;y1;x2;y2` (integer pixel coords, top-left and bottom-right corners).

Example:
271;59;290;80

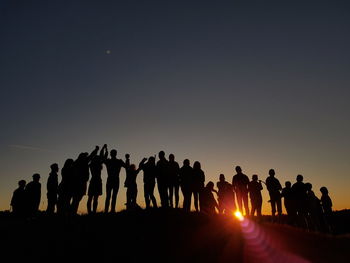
1;0;349;214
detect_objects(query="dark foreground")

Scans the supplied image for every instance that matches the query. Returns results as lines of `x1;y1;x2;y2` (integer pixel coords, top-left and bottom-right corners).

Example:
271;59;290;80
0;210;349;263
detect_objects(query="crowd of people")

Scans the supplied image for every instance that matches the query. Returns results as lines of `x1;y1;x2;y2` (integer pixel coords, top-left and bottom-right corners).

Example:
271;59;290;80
10;144;334;232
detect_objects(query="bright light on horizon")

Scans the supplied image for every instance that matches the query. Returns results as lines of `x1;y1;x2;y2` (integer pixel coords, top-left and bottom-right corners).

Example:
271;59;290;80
234;211;244;221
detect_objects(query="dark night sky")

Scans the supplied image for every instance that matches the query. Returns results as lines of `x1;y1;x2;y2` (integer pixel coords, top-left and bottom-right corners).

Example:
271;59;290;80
0;0;349;212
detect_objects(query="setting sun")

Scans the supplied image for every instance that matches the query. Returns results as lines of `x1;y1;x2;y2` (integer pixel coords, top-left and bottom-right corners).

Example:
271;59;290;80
234;211;244;221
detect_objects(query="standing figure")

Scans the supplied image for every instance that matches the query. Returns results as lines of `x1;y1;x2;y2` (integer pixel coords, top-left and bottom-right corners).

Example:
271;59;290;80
232;166;250;216
141;156;158;209
281;181;296;224
265;169;282;218
217;174;235;214
71;146;99;214
124;158;147;209
168;154;180;208
87;145;108;214
292;174;308;228
11;180;26;216
25;173;41;216
192;161;205;212
104;147;128;213
46;163;59;214
156;151;169;208
320;186;333;233
305;183;323;231
57;158;74;214
248;174;263;217
200;181;218;215
179;159;193;212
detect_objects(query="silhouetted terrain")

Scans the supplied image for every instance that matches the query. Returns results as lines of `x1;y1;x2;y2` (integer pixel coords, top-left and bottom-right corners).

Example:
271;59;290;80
0;209;349;263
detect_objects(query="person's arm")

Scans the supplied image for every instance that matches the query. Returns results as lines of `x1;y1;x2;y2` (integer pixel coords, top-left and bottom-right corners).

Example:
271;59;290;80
137;158;148;173
124;154;130;170
88;146;99;162
100;144;108;161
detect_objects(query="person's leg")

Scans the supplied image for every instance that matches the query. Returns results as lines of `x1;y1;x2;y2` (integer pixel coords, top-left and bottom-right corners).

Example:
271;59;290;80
175;183;179;208
149;183;157;208
251;199;256;216
144;183;150;208
169;184;174;208
194;191;199;212
271;199;276;217
236;192;243;213
87;195;93;214
111;178;119;212
93;195;98;213
104;184;112;213
276;197;282;216
243;193;249;216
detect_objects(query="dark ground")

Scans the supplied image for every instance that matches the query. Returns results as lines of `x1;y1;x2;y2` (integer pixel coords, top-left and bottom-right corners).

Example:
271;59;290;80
0;209;349;263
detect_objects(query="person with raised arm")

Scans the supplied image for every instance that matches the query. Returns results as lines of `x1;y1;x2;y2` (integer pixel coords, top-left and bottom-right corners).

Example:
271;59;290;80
103;145;128;213
87;144;108;214
124;157;147;210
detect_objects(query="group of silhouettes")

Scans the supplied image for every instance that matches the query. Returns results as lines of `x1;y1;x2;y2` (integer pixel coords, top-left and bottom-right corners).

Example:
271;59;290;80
10;144;334;232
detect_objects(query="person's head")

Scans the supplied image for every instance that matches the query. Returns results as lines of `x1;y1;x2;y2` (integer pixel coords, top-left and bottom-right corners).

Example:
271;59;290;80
296;174;303;182
78;152;88;160
193;161;201;170
63;158;74;169
285;181;291;188
158;151;165;159
50;163;59;173
219;174;225;182
269;169;275;177
148;156;155;165
32;173;40;182
110;149;117;158
206;181;214;190
183;159;190;166
320;186;329;195
235;166;242;173
252;174;258;181
169;154;175;162
18;180;26;188
129;164;136;171
305;182;312;191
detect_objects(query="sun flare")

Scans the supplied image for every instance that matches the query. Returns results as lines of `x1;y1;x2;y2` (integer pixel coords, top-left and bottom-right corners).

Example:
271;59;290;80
234;211;244;221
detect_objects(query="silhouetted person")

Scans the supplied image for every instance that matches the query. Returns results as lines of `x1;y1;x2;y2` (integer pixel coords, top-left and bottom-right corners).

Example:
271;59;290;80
104;147;128;213
192;161;205;212
124;158;147;210
156;151;169;208
87;145;108;214
200;181;218;215
281;181;296;224
248;174;263;217
292;174;308;228
25;173;41;216
320;186;333;232
140;156;158;209
46;163;59;214
71;146;99;214
320;187;332;215
11;180;26;216
232;166;250;215
57;158;74;214
168;154;180;208
179;159;193;212
266;169;282;218
217;174;235;214
305;183;323;231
